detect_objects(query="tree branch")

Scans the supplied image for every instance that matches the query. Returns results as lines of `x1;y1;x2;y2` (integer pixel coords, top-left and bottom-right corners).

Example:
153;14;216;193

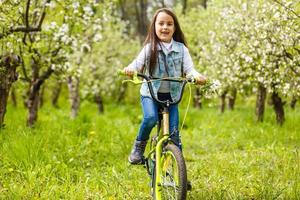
36;0;51;29
0;26;40;39
25;0;31;28
39;67;54;83
18;44;31;82
12;26;41;33
294;47;300;55
0;0;50;39
289;65;300;76
272;0;300;19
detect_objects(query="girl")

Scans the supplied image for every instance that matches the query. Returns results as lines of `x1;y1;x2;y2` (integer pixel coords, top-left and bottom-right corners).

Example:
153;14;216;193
124;8;206;164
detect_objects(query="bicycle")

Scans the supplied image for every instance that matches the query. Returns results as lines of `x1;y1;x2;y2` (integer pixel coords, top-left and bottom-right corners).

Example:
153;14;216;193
118;70;196;200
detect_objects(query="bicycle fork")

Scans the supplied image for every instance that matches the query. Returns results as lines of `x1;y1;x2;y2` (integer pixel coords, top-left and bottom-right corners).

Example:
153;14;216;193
155;107;169;200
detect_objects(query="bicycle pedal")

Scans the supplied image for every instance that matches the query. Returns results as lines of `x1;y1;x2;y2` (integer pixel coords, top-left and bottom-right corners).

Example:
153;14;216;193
141;157;147;165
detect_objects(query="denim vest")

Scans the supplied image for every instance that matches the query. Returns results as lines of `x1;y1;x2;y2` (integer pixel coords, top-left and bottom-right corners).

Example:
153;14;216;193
140;41;184;102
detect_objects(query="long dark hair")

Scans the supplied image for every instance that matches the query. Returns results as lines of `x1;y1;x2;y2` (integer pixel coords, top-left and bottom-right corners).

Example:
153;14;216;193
143;8;187;75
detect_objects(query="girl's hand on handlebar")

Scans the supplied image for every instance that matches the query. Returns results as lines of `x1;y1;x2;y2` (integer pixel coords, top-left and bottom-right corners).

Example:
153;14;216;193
123;67;135;77
194;74;207;85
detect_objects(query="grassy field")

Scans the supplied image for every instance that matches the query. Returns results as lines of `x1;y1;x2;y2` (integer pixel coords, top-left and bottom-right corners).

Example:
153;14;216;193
0;99;299;199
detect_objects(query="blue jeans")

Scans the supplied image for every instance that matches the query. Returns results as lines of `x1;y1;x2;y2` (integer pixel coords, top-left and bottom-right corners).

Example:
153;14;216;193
137;94;182;150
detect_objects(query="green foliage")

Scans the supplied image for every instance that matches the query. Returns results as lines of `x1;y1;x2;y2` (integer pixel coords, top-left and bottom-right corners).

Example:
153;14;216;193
0;100;299;199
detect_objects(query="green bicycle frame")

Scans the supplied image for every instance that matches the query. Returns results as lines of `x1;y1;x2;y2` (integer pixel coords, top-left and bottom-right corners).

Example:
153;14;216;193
155;107;171;200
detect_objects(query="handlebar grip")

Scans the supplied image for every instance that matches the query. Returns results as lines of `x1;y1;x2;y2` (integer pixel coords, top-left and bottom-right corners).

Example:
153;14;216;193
117;69;125;76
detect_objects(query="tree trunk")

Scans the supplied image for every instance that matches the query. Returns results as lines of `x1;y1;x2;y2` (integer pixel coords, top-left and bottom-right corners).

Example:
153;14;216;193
52;81;62;108
27;80;40;127
135;0;148;42
220;91;227;113
39;84;45;108
182;0;187;14
0;89;9;128
255;84;267;122
0;53;20;128
119;0;130;34
193;88;202;109
201;0;208;9
94;94;104;113
26;60;54;127
11;86;17;107
228;88;237;110
119;0;127;21
27;58;40;127
68;76;80;119
271;92;285;125
290;96;297;109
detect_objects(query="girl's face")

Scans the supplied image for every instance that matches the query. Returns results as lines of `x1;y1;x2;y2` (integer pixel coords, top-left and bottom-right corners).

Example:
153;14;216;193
155;12;175;43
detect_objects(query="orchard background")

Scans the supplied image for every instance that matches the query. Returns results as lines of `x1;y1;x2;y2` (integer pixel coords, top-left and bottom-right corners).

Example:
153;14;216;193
0;0;299;199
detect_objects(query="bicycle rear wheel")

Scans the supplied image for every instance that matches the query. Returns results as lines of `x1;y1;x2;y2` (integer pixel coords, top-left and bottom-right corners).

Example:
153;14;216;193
153;144;187;200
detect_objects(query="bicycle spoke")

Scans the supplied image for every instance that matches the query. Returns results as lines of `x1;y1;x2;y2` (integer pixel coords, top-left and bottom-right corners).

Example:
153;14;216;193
161;151;179;199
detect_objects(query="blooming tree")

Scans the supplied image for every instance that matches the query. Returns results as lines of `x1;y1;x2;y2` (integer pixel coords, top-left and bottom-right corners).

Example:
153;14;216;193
180;0;299;124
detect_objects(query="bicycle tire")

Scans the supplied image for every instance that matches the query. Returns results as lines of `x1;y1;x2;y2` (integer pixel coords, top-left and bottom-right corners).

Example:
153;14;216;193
152;144;187;200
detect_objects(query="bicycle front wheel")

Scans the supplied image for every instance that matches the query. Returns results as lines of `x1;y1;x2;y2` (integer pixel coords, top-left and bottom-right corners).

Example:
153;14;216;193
154;144;187;200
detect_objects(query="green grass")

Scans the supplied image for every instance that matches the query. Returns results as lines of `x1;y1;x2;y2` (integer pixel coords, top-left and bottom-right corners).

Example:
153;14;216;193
0;100;299;199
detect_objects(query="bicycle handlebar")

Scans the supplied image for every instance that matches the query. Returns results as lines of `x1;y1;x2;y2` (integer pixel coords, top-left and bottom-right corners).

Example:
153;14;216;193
118;70;195;106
